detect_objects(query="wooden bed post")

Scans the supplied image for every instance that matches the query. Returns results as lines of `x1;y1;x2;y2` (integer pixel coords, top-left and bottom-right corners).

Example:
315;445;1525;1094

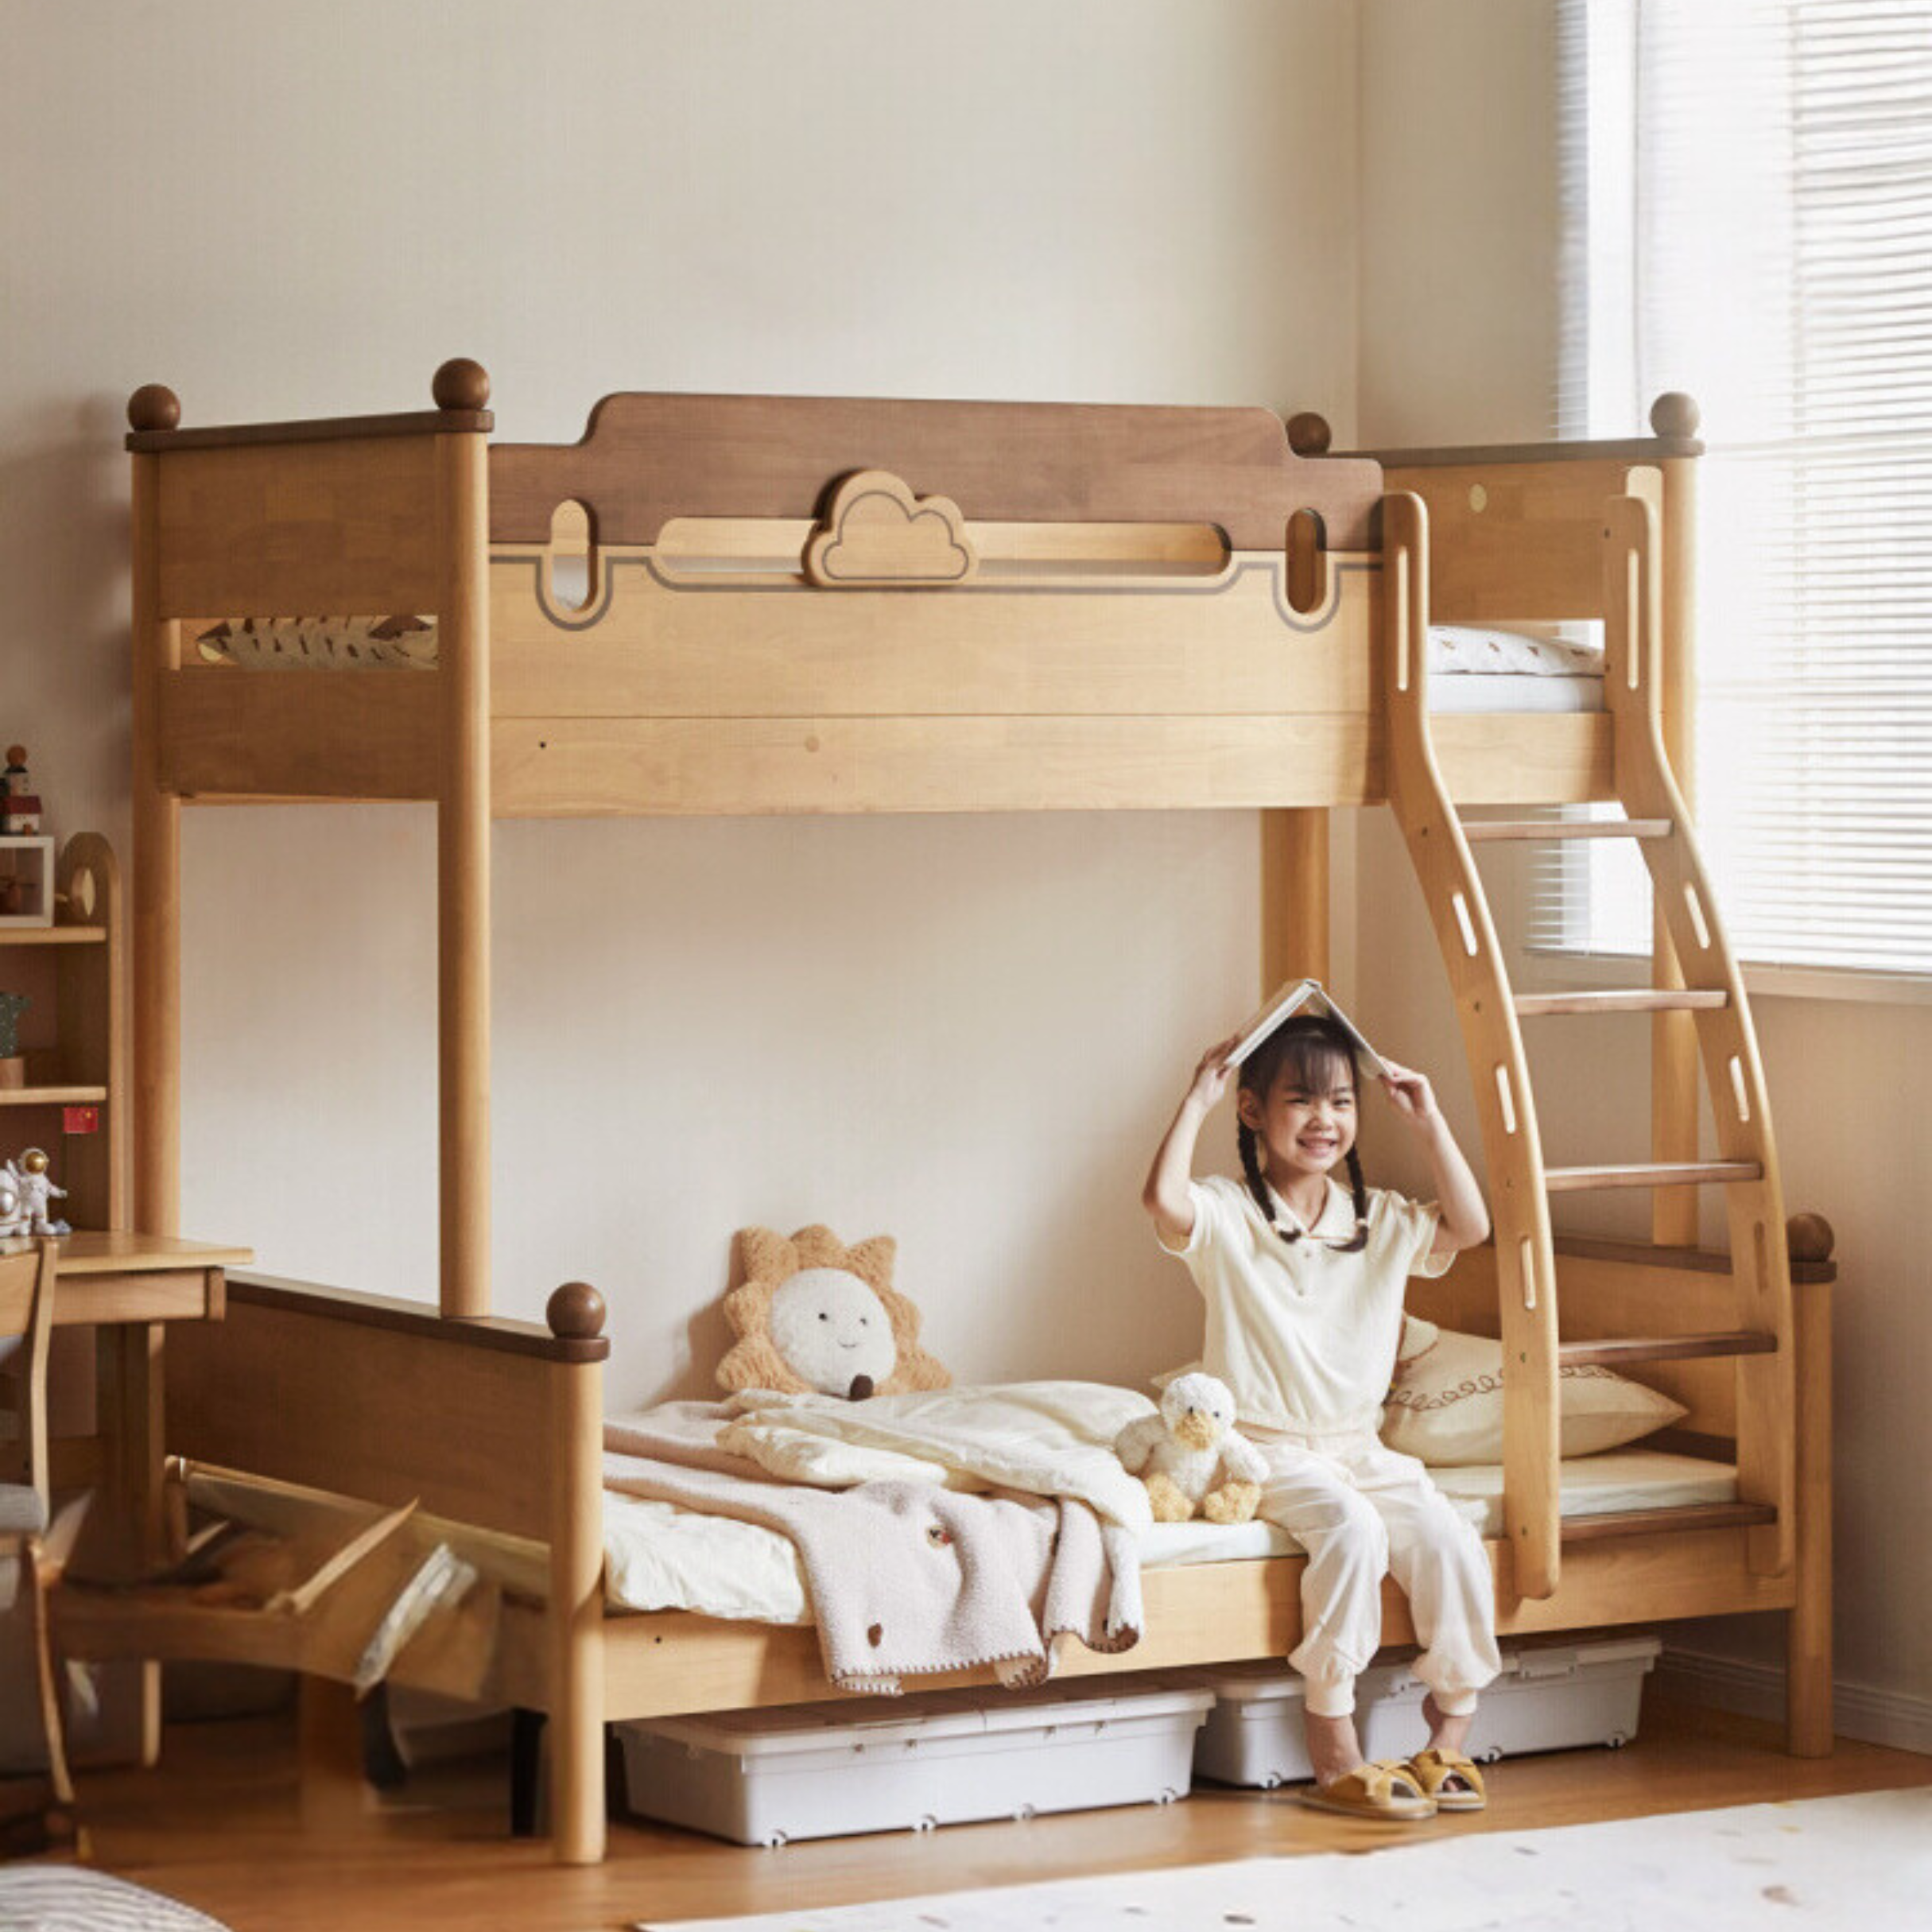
1261;811;1329;988
433;361;494;1321
1787;1213;1835;1755
129;386;183;1239
1651;394;1702;1248
545;1283;607;1864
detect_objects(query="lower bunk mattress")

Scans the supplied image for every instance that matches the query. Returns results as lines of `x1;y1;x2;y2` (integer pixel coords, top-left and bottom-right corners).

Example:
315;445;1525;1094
600;1448;1736;1622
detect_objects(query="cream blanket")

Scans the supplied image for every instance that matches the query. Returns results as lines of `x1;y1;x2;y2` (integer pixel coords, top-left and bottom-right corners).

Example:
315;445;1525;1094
603;1383;1154;1693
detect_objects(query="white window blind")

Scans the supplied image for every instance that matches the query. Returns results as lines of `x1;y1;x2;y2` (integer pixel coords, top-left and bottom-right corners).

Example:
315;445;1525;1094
1549;0;1932;982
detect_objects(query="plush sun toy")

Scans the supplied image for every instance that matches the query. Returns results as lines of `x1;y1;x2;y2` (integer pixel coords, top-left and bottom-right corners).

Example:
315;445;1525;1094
717;1224;952;1402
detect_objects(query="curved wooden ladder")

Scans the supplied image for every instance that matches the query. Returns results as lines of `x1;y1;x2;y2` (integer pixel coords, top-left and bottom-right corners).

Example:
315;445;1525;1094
1381;491;1794;1602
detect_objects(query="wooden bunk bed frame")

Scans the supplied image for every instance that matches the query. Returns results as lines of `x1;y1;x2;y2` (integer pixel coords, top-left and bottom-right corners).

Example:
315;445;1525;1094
88;366;1833;1864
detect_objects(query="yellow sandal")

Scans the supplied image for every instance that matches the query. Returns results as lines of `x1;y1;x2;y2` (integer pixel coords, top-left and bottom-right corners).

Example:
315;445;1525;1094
1297;1759;1436;1821
1405;1747;1488;1812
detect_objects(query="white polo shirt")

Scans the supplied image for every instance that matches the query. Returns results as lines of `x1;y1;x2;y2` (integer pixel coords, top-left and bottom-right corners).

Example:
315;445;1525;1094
1157;1173;1452;1433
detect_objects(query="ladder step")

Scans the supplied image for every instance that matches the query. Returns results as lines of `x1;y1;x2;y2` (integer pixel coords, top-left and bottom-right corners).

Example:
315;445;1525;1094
1545;1160;1763;1193
1562;1502;1777;1545
1463;817;1673;844
1558;1331;1777;1368
1515;989;1729;1017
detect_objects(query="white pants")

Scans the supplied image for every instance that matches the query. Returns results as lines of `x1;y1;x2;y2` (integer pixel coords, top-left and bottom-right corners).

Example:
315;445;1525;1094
1251;1423;1501;1721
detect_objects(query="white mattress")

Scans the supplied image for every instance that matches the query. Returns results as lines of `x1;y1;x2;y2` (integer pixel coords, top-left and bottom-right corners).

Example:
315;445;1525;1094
1427;625;1604;713
602;1449;1736;1620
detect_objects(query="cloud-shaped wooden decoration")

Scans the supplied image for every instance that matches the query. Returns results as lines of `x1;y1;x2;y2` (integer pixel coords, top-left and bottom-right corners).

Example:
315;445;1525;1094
805;470;978;588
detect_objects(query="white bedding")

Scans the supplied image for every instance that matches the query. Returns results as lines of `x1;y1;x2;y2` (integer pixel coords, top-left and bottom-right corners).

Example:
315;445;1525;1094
1427;625;1605;713
602;1445;1736;1620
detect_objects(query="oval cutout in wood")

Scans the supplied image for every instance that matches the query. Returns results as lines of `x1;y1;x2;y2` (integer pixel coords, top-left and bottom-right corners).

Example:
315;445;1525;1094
1452;891;1480;957
547;499;598;613
1495;1062;1518;1135
1728;1055;1752;1123
1286;508;1328;615
1519;1236;1537;1309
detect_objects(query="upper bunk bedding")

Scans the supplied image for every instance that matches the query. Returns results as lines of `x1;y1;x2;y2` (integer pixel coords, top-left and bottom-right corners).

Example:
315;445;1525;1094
193;616;1609;714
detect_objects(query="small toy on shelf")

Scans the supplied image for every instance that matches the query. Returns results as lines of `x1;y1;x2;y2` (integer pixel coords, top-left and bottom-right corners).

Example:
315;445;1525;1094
0;989;25;1087
1113;1372;1266;1525
2;1149;68;1237
1;746;42;835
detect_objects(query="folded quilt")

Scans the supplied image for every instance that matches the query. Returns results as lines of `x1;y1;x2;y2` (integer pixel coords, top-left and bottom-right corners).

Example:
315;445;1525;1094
603;1388;1150;1693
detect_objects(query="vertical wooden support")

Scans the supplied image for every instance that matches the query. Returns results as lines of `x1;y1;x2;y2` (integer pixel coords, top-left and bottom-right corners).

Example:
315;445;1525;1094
545;1283;608;1866
129;433;180;1238
1651;413;1702;1247
1603;493;1794;1578
1382;493;1560;1600
1261;809;1329;990
126;398;180;1767
435;383;492;1321
1787;1228;1835;1756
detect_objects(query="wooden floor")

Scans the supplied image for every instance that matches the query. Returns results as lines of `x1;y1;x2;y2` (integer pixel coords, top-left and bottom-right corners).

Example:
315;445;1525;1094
48;1688;1932;1932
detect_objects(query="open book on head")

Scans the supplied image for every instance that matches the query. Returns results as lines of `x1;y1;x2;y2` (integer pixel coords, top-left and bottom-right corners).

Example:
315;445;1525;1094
1228;979;1394;1080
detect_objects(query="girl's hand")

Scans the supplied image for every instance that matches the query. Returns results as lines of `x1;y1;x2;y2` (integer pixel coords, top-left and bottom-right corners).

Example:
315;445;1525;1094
1187;1034;1243;1111
1379;1060;1441;1131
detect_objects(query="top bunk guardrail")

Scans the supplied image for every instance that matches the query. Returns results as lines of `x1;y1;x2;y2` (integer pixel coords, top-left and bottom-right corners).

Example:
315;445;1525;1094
126;364;1681;817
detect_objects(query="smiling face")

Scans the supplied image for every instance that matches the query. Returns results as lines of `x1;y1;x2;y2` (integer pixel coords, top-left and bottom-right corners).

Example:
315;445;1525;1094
766;1267;900;1396
1238;1026;1359;1193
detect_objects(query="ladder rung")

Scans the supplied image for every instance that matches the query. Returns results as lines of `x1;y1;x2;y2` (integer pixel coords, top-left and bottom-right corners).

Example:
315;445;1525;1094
1562;1502;1777;1544
1558;1331;1777;1368
1463;817;1673;844
1545;1160;1763;1193
1515;989;1728;1017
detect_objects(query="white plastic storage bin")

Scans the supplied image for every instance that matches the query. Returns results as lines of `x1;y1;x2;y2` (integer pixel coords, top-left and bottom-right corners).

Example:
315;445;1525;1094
1193;1635;1659;1788
619;1678;1213;1847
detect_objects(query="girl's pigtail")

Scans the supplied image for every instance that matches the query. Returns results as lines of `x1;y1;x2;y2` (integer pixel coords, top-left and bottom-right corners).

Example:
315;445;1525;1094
1238;1120;1299;1242
1339;1146;1370;1253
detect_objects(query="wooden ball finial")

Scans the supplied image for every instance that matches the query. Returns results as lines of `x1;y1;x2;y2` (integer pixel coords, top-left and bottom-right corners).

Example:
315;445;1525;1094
127;385;180;433
1786;1212;1835;1265
433;359;491;412
1650;392;1701;440
1287;411;1333;458
547;1280;607;1340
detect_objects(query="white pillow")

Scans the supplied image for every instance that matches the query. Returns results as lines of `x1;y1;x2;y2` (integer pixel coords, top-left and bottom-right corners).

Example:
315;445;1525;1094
1382;1322;1686;1466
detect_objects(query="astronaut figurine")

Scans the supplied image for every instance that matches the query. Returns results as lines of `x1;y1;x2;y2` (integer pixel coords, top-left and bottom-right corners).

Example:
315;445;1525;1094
6;1149;68;1236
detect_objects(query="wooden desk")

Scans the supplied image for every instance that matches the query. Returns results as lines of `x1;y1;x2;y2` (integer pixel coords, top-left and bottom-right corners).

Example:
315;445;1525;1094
20;1228;254;1763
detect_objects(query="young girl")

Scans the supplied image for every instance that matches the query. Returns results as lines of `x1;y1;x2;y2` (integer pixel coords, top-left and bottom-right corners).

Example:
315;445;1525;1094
1141;1015;1500;1821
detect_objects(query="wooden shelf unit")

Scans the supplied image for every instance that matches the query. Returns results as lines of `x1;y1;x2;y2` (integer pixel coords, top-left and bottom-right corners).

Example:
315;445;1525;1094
0;834;126;1229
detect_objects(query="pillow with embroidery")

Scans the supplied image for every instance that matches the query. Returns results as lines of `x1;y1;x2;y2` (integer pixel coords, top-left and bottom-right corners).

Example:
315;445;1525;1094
1381;1322;1686;1465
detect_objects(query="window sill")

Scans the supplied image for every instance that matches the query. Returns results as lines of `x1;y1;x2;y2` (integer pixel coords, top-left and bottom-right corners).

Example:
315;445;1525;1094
1523;945;1932;1009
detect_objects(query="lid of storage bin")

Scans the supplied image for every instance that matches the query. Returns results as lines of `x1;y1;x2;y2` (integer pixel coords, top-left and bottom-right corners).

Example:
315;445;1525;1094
1505;1635;1660;1680
631;1675;1212;1757
972;1678;1212;1739
636;1689;993;1757
1196;1651;1521;1704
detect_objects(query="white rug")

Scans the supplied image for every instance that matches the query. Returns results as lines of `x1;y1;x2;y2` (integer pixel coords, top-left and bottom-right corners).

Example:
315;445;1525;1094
643;1788;1932;1930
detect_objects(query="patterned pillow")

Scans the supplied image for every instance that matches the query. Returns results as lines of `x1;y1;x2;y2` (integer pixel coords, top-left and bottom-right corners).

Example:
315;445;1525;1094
0;1867;233;1930
1382;1322;1686;1466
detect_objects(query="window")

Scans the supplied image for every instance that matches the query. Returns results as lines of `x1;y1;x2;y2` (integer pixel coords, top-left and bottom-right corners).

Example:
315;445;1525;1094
1550;0;1932;985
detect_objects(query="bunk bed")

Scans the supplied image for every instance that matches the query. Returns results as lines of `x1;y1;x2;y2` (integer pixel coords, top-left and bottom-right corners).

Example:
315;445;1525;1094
75;365;1834;1864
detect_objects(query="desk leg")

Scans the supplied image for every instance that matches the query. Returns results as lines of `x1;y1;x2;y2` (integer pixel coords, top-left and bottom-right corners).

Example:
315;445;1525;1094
96;1321;165;1766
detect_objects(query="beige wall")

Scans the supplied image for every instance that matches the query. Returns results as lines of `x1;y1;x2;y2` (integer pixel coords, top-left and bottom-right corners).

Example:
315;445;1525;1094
2;0;1358;1406
1356;0;1932;1741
